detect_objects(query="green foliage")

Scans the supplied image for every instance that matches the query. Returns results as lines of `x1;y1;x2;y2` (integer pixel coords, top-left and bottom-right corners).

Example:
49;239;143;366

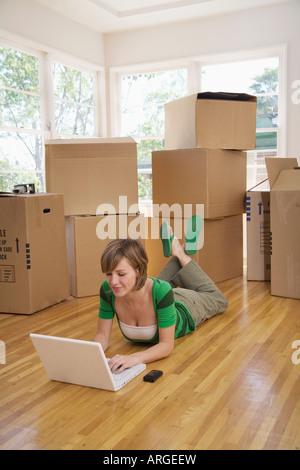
0;46;96;191
0;156;43;192
53;63;95;135
121;70;187;199
250;67;279;117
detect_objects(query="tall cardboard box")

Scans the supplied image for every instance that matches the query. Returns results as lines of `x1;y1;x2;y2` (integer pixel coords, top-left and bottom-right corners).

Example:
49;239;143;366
145;215;243;283
65;213;145;298
246;184;271;281
0;194;69;314
152;148;246;218
165;92;257;151
265;158;300;299
45;137;138;216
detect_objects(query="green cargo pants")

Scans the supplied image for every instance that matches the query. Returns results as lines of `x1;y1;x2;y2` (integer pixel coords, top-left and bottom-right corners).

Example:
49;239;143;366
158;257;229;327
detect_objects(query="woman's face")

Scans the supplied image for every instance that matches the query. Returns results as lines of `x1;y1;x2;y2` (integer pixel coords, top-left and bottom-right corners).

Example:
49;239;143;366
105;257;139;297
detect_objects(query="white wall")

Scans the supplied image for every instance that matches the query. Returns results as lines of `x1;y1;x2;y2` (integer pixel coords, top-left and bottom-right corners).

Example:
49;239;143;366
0;0;105;66
105;1;300;158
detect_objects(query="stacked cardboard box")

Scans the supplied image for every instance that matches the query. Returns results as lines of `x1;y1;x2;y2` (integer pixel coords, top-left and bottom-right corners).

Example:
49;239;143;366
45;137;139;216
246;183;271;281
147;92;257;283
0;193;69;314
246;158;299;284
265;158;300;299
45;137;145;297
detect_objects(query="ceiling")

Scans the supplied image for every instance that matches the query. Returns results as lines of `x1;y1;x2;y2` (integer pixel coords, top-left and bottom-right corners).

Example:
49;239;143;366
33;0;293;33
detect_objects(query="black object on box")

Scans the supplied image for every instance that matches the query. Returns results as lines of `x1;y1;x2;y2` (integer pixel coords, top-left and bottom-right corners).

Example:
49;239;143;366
143;370;163;383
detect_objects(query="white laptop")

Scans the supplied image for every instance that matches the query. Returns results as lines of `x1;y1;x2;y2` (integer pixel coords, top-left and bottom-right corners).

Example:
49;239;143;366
30;333;146;391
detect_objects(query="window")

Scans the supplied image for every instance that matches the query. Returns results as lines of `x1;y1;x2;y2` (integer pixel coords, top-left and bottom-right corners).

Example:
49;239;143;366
52;62;97;137
0;44;44;191
0;41;103;193
119;68;188;208
200;56;281;190
115;49;284;210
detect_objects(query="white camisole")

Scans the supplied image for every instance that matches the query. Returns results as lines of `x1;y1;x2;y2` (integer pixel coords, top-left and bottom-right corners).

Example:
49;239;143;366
119;320;157;340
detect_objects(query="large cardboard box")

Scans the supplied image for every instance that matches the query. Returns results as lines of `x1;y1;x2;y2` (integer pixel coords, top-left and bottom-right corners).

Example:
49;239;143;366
65;213;145;298
145;215;243;283
45;137;138;216
0;194;69;314
265;157;300;299
165;92;257;151
152;148;246;218
246;184;271;281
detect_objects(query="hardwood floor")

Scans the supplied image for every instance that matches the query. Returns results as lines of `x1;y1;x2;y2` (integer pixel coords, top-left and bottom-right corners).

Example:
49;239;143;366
0;271;299;450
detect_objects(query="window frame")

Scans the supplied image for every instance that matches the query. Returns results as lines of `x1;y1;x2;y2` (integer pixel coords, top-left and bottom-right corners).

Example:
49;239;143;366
110;46;286;207
110;60;190;207
0;35;105;191
109;60;192;138
110;46;286;156
192;45;287;156
46;53;105;139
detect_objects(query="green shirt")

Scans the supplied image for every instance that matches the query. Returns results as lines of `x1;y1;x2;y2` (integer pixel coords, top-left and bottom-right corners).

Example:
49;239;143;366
98;277;196;343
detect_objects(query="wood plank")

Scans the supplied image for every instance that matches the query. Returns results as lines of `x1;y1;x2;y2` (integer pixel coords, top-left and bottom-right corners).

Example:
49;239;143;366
0;272;299;450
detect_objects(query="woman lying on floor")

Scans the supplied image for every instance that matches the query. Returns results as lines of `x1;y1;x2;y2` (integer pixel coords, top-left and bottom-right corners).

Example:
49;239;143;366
94;216;228;373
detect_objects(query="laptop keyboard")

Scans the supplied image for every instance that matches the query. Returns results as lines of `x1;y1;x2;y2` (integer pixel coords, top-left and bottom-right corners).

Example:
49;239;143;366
106;358;145;389
112;366;139;385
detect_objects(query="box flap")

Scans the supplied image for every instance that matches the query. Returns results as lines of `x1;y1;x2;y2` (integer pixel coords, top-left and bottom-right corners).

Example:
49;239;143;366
265;157;299;188
196;91;257;103
272;169;300;190
45;137;136;145
0;192;53;199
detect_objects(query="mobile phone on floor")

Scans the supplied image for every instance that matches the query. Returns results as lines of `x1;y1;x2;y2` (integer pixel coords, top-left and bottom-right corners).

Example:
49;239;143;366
143;370;163;383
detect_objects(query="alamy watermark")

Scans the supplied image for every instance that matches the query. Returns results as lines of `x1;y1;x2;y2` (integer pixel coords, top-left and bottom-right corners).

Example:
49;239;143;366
0;340;5;365
291;340;300;365
95;196;204;249
291;80;300;104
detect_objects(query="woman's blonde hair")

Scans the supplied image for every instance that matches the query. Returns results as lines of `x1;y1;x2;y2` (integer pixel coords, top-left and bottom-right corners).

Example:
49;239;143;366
101;239;148;290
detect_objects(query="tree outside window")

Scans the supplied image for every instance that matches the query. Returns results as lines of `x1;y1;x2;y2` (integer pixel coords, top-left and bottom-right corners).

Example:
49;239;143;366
0;45;43;192
201;57;279;189
53;62;96;137
120;69;188;204
0;44;98;193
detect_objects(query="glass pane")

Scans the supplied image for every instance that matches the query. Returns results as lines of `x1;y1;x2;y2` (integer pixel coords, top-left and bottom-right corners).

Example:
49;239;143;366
138;172;152;201
256;131;277;150
0;131;43;171
122;104;165;137
137;138;164;165
247;149;277;190
0;89;41;129
137;139;163;201
121;69;188;138
201;57;279;152
0;131;44;192
256;95;278;127
122;69;187;108
0;171;43;193
54;101;95;135
201;58;279;94
53;63;94;105
0;45;39;93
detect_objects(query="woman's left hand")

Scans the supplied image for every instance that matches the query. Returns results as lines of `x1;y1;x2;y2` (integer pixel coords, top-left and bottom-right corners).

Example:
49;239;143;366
108;354;140;374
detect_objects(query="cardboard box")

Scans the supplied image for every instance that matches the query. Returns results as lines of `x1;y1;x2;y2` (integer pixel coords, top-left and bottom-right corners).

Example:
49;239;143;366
145;215;243;283
0;194;69;314
165;92;257;151
65;213;145;297
45;137;138;216
246;185;271;281
265;157;300;299
152;148;246;218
